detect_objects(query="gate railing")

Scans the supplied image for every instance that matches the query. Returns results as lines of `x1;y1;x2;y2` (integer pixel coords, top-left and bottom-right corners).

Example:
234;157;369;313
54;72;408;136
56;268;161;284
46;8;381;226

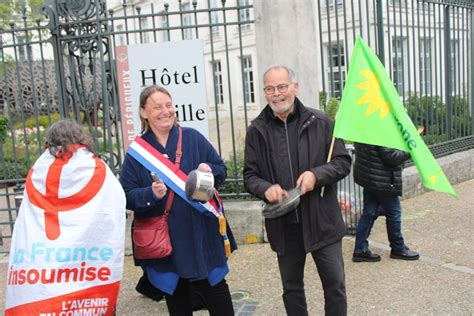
317;0;473;146
0;0;257;253
1;0;473;253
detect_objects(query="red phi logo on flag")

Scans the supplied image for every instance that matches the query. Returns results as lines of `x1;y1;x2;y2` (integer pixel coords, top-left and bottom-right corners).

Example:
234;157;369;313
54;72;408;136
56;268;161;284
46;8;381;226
25;153;106;240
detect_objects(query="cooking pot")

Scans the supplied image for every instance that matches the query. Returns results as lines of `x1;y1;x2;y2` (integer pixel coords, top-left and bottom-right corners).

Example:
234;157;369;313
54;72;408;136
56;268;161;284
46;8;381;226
185;170;215;202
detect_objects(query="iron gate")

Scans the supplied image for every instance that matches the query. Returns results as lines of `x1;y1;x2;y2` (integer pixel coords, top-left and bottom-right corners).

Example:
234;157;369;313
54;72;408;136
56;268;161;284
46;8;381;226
0;0;256;253
0;0;473;253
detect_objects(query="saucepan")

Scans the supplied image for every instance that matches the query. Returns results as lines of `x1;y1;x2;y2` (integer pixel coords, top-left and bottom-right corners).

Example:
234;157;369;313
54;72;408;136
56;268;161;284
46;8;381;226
185;170;215;202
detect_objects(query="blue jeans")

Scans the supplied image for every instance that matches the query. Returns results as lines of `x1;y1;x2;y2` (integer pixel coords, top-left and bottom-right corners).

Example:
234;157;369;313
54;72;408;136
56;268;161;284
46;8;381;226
354;189;405;253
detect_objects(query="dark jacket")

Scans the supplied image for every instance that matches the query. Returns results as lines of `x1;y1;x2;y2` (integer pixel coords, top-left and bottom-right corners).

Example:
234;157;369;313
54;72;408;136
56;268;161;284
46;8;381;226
353;143;410;196
120;126;236;279
243;98;351;255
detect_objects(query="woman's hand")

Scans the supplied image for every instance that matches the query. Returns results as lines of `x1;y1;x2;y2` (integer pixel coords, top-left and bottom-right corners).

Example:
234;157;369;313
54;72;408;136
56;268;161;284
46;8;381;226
151;181;167;199
198;163;212;173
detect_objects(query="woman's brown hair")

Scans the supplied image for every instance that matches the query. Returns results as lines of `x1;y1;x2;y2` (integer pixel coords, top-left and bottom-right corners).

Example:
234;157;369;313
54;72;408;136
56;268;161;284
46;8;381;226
45;119;95;159
139;85;174;133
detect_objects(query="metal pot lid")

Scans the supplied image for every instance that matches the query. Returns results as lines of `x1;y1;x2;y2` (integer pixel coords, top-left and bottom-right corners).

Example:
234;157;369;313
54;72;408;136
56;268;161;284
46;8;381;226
262;187;301;219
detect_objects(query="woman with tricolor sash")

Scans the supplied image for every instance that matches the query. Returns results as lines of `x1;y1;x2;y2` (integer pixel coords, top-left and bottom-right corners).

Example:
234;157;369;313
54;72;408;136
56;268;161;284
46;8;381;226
120;85;237;315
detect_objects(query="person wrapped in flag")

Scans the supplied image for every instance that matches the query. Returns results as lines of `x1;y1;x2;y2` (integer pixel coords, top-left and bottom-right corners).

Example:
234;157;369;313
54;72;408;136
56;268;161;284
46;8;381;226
120;85;237;315
5;119;126;315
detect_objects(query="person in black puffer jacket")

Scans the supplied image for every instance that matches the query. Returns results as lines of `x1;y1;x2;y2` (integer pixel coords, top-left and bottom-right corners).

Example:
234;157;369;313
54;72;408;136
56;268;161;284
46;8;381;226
352;143;420;262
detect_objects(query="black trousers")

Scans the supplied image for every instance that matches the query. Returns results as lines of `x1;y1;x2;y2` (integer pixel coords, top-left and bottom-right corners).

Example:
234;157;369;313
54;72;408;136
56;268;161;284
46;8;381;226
165;278;234;316
277;223;347;316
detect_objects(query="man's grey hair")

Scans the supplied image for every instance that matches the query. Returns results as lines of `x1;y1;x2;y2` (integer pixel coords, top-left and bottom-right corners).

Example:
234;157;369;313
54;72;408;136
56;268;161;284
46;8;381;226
263;65;297;83
45;119;95;159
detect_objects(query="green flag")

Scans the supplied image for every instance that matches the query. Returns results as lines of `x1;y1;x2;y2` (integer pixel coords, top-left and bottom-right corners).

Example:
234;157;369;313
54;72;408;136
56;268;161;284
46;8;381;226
334;36;456;197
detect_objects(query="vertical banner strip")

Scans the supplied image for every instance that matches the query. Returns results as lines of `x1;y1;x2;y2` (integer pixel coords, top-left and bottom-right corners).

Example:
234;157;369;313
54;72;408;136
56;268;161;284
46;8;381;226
115;45;135;150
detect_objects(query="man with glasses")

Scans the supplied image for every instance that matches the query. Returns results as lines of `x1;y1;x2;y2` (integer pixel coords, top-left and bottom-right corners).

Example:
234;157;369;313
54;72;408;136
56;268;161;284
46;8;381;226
243;65;351;315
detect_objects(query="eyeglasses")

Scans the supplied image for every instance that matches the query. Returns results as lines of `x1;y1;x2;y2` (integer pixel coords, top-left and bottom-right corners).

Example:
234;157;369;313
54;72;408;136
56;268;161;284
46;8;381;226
263;84;290;95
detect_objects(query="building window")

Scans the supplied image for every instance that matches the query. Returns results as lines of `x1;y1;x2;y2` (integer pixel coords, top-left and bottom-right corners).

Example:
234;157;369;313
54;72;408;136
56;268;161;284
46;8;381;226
140;17;150;43
242;56;255;103
392;37;405;95
327;43;346;99
210;0;220;36
238;0;251;31
17;36;32;61
213;61;224;104
327;0;343;10
181;3;193;40
116;24;125;46
450;39;458;94
419;38;431;95
161;11;170;41
390;0;402;6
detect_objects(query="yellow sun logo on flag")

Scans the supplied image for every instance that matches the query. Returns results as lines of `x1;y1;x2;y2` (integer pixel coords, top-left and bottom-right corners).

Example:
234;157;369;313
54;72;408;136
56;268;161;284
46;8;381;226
429;170;443;185
429;175;438;184
356;70;390;119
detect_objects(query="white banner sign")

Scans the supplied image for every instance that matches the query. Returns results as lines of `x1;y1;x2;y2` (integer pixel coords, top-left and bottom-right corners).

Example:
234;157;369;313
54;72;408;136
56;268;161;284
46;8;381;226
116;40;209;149
5;149;126;315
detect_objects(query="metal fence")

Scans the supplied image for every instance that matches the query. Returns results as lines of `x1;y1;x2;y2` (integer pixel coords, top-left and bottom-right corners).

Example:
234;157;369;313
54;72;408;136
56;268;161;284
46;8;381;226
318;0;473;145
0;0;256;253
318;0;474;233
0;0;472;253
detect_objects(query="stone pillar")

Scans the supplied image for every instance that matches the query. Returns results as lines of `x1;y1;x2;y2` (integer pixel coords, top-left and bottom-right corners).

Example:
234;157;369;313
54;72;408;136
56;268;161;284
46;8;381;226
254;0;321;109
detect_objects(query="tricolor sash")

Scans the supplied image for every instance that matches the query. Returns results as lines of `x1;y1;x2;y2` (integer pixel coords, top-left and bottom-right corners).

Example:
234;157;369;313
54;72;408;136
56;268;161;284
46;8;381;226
128;136;224;217
128;135;231;256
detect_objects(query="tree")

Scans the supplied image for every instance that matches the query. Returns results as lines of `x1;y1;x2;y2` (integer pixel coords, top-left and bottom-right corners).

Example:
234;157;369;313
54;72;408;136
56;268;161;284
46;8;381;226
0;0;44;28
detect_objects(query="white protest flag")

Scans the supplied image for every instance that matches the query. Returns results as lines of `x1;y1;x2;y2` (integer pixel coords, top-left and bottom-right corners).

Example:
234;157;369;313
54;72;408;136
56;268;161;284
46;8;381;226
5;147;126;315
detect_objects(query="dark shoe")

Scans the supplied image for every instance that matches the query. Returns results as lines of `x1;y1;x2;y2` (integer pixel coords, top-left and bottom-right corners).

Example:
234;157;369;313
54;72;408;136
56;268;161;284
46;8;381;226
135;274;164;302
352;250;381;262
390;247;420;261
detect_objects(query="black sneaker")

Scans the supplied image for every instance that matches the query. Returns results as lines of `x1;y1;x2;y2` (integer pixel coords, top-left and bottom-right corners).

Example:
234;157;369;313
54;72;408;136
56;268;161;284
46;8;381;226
352;250;381;262
390;247;420;261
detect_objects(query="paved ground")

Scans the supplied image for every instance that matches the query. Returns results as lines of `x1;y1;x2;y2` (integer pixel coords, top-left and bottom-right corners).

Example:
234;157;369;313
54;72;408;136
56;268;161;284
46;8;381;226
1;179;473;315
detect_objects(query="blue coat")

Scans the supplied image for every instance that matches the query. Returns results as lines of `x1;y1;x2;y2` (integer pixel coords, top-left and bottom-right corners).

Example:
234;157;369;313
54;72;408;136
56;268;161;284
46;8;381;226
120;126;236;287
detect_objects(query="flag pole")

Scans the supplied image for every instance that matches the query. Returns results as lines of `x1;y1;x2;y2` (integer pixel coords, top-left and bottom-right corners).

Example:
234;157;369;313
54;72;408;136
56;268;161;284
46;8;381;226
320;136;336;197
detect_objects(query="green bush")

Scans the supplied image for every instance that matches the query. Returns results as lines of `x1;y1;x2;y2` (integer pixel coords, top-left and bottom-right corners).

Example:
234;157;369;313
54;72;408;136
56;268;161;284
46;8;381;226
0;159;31;180
318;91;339;119
0;161;16;180
221;148;246;196
0;115;8;144
14;112;61;129
319;91;328;110
404;94;472;145
326;97;339;119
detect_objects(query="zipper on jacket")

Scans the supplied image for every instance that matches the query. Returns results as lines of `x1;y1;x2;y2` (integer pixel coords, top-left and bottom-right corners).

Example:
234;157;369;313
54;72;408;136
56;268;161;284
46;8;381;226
298;114;316;136
284;121;299;223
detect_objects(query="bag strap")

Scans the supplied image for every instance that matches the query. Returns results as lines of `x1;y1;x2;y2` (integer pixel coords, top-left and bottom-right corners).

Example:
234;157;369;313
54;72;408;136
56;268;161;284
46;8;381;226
164;126;182;218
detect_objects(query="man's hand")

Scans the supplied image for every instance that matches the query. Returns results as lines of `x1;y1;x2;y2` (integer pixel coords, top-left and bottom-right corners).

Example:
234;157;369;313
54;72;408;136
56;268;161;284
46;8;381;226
264;184;288;204
296;171;317;195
